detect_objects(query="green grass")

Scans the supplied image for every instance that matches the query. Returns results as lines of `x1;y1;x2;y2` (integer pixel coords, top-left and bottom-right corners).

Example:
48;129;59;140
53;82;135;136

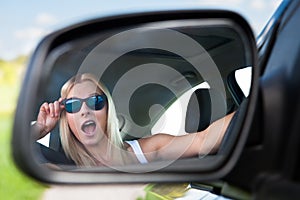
0;57;47;199
0;112;46;199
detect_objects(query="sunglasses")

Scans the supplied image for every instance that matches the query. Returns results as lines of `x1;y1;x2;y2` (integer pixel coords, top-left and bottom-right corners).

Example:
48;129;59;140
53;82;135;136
62;94;107;113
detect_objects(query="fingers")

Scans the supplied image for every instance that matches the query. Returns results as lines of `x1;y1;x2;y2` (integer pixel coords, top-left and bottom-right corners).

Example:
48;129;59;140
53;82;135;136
40;102;50;115
58;97;65;110
53;101;61;117
40;100;62;118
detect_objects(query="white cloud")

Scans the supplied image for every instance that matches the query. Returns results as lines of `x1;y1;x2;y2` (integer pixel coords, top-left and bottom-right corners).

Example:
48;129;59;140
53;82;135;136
9;26;51;59
4;13;58;60
13;13;57;45
181;0;243;7
14;27;49;40
19;40;39;55
271;0;282;11
35;13;58;26
250;0;266;10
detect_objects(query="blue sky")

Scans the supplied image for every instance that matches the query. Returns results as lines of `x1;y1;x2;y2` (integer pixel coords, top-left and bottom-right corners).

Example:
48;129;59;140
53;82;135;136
1;0;282;60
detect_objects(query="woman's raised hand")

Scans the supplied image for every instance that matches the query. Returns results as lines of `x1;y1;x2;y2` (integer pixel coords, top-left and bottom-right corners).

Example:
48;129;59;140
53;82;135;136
33;98;64;140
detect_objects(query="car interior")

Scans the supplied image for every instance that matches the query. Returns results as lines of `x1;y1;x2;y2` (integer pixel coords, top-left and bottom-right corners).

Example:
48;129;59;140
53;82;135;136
33;22;253;167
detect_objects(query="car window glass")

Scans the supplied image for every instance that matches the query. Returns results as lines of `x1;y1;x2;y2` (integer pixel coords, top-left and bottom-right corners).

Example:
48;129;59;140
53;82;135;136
151;82;210;135
235;66;252;97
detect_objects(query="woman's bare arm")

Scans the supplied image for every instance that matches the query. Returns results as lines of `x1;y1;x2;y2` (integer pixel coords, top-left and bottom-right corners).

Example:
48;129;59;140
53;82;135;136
139;112;235;162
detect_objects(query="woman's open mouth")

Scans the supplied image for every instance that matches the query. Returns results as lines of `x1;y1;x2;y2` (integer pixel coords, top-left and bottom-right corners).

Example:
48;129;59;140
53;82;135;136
81;120;96;135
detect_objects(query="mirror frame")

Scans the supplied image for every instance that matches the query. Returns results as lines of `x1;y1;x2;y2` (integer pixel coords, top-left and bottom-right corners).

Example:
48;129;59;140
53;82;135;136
12;9;258;184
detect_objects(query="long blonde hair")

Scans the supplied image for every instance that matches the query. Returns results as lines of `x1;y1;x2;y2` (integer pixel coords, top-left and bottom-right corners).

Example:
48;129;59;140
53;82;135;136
59;73;125;166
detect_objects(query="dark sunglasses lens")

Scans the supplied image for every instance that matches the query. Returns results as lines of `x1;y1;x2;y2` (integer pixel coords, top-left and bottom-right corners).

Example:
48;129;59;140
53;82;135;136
65;99;82;113
86;95;105;110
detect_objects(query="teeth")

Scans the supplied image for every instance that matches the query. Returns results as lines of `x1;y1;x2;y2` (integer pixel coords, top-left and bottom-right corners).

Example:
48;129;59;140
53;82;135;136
84;121;94;126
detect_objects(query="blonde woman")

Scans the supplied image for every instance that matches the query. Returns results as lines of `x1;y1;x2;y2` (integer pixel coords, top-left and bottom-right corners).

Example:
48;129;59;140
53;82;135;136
33;73;234;167
34;73;134;166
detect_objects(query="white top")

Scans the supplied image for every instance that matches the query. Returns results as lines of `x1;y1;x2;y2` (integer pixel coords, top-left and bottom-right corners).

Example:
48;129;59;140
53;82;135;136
126;140;148;164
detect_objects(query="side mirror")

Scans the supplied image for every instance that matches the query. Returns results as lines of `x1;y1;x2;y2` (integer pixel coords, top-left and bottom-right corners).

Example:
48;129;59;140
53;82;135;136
12;10;258;184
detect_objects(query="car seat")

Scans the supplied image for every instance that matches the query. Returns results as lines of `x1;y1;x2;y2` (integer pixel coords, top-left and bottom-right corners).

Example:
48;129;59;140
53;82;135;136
185;88;246;155
185;88;227;133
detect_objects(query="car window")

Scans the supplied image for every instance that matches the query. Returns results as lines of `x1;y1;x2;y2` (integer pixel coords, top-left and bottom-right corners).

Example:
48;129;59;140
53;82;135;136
139;3;265;138
235;66;252;97
151;82;210;135
152;66;252;136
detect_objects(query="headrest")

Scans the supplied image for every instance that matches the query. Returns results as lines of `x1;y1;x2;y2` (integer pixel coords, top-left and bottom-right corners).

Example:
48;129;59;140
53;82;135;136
185;88;227;133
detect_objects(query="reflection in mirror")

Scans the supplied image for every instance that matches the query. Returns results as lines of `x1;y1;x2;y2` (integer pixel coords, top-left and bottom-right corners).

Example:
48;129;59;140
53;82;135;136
235;66;252;97
31;19;253;171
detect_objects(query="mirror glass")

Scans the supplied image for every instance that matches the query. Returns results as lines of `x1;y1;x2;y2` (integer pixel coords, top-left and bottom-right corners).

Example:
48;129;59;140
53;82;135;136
30;19;253;172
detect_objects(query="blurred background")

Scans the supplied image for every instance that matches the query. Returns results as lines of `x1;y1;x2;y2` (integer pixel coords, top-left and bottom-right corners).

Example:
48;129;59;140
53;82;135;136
0;0;281;199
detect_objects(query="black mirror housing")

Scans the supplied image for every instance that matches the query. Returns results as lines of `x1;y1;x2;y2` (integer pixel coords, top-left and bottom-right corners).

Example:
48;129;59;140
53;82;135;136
12;9;258;184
